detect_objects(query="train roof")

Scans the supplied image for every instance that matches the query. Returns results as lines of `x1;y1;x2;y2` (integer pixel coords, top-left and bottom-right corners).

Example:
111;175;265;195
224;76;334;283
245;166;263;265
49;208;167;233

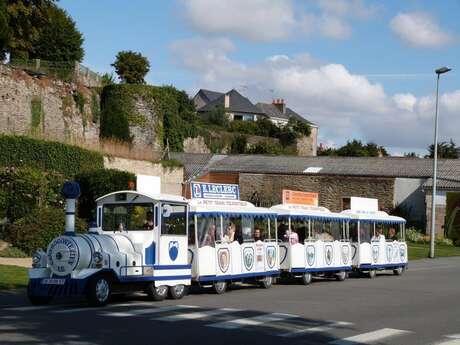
96;190;187;204
188;198;276;218
270;204;349;221
340;209;406;224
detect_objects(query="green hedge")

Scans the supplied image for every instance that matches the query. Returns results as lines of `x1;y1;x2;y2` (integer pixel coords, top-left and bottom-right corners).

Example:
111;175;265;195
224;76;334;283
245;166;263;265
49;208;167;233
0;135;104;176
75;169;136;221
5;207;86;255
0;166;65;222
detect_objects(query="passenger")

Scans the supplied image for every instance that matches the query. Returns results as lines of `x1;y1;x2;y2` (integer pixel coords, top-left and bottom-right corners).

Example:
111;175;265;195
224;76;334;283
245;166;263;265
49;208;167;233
234;226;244;244
223;222;236;243
372;228;385;241
143;211;154;230
254;228;264;242
284;229;299;245
278;223;288;240
203;224;216;246
388;227;397;241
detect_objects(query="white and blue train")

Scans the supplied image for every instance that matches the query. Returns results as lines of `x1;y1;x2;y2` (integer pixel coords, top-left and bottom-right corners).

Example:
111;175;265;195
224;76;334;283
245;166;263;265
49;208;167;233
27;182;408;306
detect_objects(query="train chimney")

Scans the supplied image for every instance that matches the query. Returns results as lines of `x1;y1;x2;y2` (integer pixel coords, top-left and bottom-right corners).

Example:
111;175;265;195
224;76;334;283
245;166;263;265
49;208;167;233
61;181;81;234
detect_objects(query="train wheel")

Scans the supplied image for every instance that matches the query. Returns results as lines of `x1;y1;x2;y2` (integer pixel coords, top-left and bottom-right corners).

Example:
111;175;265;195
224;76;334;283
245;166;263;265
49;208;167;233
169;284;186;300
213;281;227;294
145;283;168;301
87;275;111;307
368;270;377;279
259;276;273;289
301;272;312;285
393;267;404;276
336;271;347;281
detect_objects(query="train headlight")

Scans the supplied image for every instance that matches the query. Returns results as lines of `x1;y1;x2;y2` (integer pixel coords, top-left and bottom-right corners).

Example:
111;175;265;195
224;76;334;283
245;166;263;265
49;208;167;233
93;252;104;268
32;250;44;268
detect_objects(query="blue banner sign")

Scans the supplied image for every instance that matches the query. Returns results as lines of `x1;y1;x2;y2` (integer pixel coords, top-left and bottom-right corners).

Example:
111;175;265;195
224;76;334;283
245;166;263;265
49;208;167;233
191;182;240;200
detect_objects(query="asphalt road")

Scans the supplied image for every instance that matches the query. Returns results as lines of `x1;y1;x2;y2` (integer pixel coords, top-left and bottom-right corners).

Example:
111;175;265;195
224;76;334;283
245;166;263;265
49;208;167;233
1;257;460;345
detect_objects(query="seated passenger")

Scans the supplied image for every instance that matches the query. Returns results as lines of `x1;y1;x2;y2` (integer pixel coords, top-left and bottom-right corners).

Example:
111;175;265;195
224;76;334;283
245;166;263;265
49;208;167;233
254;228;264;242
372;228;385;241
284;229;299;245
222;223;236;243
388;227;397;241
203;224;216;246
143;211;154;230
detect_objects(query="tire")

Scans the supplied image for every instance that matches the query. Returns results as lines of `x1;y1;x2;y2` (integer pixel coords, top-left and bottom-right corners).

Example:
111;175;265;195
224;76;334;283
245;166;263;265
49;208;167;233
169;284;186;300
368;269;377;279
336;271;347;281
213;281;227;294
301;272;313;285
393;266;404;276
259;276;273;289
87;275;111;307
145;283;168;301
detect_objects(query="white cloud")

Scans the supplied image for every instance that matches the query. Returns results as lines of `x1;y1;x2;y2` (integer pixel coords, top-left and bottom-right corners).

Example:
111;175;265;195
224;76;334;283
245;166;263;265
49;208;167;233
170;37;460;151
389;12;455;48
179;0;376;42
180;0;296;42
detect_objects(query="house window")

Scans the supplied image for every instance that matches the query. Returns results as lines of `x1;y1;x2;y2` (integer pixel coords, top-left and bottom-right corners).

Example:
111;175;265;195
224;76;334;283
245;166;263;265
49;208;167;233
233;113;255;121
342;197;350;211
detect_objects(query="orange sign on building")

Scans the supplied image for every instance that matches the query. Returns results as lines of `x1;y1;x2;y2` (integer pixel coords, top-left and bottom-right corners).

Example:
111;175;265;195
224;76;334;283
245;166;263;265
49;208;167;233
282;190;319;206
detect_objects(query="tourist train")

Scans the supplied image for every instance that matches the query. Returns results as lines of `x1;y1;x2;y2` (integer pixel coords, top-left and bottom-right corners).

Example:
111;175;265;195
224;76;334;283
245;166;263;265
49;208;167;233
27;181;408;306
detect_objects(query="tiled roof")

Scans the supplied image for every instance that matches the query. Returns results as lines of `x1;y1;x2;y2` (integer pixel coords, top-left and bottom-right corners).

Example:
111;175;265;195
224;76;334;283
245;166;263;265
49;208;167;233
255;102;317;126
199;89;223;103
199;89;264;115
171;153;460;187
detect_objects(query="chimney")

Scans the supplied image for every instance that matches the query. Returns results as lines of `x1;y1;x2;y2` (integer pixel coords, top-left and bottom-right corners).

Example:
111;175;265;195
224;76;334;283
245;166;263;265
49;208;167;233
272;98;286;114
224;94;230;108
61;181;81;234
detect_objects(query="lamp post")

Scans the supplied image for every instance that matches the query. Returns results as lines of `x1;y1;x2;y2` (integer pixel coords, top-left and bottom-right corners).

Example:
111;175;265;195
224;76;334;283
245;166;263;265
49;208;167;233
429;66;452;259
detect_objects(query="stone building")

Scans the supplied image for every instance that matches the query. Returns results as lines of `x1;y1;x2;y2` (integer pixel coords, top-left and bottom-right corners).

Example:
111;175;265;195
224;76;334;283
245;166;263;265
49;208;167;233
172;153;460;236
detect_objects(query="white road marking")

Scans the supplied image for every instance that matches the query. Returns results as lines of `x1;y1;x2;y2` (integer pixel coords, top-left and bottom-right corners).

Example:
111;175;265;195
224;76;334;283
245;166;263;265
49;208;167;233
434;341;460;345
155;308;241;322
207;312;298;330
279;321;353;338
329;328;412;345
104;305;199;317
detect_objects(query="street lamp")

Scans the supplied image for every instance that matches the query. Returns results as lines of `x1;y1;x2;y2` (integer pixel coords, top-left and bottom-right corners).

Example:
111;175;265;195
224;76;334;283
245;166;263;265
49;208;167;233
429;66;452;258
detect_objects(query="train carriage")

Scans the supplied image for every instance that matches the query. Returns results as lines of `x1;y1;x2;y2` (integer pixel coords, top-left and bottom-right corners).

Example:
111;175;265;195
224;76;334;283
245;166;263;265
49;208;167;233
340;197;408;277
188;198;279;293
270;203;352;284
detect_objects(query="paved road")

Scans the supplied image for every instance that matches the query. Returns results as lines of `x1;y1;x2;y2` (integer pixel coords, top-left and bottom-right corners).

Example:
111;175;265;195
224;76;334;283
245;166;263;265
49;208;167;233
1;257;460;345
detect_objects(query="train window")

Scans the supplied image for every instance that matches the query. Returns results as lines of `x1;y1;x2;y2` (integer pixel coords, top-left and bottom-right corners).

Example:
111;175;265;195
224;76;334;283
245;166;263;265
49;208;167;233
242;216;254;242
197;216;221;247
291;220;308;243
188;216;196;245
222;216;243;244
161;204;187;236
102;203;154;231
277;219;289;242
349;222;358;242
254;218;269;241
359;222;372;243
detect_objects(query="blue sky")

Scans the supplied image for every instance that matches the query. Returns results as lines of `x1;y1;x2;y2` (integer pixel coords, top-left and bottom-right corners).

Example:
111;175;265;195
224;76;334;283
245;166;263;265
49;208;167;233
60;0;460;154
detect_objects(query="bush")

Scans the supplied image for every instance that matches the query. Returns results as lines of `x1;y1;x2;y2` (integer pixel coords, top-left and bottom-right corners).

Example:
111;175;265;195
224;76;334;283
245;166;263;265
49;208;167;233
0;166;65;223
75;169;136;221
248;140;283;155
228;120;259;135
0;135;104;176
0;246;28;258
230;135;247;154
111;50;150;84
205;106;229;128
5;207;86;255
405;227;425;243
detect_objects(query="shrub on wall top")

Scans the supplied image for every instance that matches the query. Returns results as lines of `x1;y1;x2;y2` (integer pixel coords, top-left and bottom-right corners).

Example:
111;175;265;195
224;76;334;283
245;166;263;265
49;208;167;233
0;135;104;176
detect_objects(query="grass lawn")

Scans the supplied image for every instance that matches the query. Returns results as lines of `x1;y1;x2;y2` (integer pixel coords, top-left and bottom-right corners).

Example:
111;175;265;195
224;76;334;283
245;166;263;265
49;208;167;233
408;242;460;260
0;264;28;290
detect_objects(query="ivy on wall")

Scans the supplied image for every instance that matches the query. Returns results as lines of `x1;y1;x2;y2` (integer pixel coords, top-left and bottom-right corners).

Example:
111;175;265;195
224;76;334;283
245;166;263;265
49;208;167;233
30;97;44;131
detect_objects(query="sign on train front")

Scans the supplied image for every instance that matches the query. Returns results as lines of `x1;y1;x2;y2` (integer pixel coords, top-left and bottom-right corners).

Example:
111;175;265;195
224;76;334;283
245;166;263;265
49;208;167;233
191;182;240;200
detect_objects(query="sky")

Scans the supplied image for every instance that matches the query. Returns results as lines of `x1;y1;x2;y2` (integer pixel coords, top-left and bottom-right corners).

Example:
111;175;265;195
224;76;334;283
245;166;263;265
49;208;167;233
60;0;460;155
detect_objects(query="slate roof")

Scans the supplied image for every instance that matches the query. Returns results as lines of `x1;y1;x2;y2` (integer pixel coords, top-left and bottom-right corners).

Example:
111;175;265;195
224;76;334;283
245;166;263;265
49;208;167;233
256;102;316;126
198;89;264;115
199;89;223;103
171;152;460;190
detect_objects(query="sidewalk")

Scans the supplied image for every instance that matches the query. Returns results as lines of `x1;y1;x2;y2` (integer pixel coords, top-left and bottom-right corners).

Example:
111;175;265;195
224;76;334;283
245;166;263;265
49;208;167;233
0;257;31;268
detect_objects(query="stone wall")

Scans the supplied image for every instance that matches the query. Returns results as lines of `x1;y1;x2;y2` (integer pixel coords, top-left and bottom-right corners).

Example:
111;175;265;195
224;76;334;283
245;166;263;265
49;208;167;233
183;136;210;154
0;64;99;144
129;96;162;152
296;127;318;156
103;156;184;195
239;173;395;212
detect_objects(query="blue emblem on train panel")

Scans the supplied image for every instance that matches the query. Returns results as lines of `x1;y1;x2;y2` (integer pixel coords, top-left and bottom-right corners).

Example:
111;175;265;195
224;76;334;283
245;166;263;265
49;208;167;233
266;246;276;269
399;245;406;261
372;245;379;263
341;245;349;265
169;241;179;261
243;247;254;271
386;245;393;262
306;245;315;266
325;245;333;265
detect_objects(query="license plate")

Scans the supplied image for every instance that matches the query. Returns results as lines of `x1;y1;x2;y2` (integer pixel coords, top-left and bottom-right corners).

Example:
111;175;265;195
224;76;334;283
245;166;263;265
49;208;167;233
41;278;66;285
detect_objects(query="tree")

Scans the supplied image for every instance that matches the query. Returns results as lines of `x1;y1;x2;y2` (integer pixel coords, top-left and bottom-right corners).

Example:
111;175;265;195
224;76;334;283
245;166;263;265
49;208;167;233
426;139;459;159
288;117;311;137
0;0;10;60
111;50;150;84
230;135;247;154
319;139;389;157
32;4;84;62
5;0;56;59
101;72;116;87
